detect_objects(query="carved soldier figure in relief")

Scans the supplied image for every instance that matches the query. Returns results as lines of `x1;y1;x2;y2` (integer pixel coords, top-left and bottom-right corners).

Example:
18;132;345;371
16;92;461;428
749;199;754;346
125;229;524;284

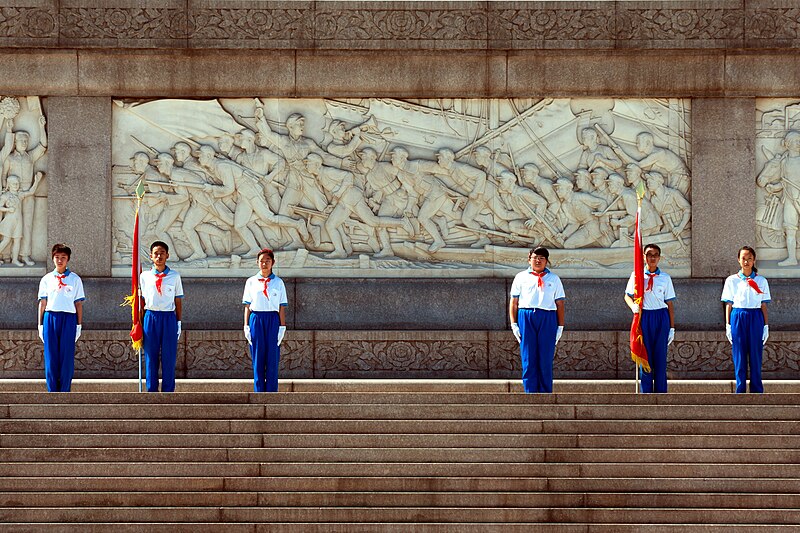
234;129;285;214
554;178;610;249
359;147;408;258
197;145;309;256
757;130;800;266
306;153;410;259
149;153;191;254
577;128;622;174
325;120;367;161
470;147;524;236
1;115;47;266
633;132;690;196
646;171;691;240
520;164;560;220
590;167;614;204
218;133;242;160
607;173;639;247
0;173;42;266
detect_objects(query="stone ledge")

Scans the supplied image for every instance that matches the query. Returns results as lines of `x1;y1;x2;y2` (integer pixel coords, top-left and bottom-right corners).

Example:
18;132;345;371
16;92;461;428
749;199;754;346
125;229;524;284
2;329;797;380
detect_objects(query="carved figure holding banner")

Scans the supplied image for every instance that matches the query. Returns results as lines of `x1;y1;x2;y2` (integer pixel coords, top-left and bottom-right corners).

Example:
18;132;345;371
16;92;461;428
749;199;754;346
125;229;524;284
0;173;42;266
757;130;800;265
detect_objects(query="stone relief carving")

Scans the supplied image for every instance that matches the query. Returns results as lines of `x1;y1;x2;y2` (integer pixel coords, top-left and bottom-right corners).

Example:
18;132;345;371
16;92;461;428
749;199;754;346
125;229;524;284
0;7;57;38
0;96;47;274
314;9;486;41
60;7;186;40
755;99;800;276
616;8;743;40
747;9;800;41
111;97;691;278
492;8;614;42
189;8;309;41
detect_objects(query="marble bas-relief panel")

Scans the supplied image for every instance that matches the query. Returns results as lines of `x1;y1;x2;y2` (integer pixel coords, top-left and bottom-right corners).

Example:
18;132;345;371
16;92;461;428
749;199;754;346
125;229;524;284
756;99;800;277
111;98;692;278
0;96;48;277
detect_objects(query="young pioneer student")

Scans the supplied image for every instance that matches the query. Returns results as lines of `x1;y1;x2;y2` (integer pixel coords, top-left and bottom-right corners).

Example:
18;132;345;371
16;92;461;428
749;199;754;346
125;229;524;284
721;246;771;393
624;243;676;393
140;241;183;392
242;248;287;392
38;243;85;392
509;246;566;393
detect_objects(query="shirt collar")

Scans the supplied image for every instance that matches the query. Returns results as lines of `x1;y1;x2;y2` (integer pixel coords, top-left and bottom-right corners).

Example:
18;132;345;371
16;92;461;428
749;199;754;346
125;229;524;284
151;265;170;275
645;268;661;275
258;272;275;280
738;270;756;280
527;267;550;275
52;268;70;277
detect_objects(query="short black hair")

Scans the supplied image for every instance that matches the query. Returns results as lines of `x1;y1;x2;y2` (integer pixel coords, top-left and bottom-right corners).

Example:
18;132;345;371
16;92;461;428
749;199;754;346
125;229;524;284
643;243;661;255
150;241;169;253
529;246;549;260
51;243;71;259
257;248;275;262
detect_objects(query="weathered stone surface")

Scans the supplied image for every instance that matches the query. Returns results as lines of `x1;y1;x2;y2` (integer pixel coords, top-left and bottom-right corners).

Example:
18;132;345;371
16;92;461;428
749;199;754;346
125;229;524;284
506;50;726;97
77;49;296;97
0;50;77;95
745;0;800;49
0;0;58;48
58;0;188;49
188;0;313;50
725;52;800;97
46;97;111;276
691;98;756;278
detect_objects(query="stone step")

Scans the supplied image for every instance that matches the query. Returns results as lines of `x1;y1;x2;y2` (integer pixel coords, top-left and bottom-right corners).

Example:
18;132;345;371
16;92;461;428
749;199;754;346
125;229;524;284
0;434;265;448
6;403;800;420
4;391;800;405
1;506;796;524
5;418;799;436
0;524;796;533
3;491;799;509
3;475;800;494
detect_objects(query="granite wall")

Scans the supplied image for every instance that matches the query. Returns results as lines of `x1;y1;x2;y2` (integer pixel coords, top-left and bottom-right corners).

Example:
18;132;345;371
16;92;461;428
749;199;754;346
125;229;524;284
1;0;799;379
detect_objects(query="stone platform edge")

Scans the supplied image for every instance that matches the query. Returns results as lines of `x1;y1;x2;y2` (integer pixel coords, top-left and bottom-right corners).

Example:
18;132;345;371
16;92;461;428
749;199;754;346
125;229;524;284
1;329;798;381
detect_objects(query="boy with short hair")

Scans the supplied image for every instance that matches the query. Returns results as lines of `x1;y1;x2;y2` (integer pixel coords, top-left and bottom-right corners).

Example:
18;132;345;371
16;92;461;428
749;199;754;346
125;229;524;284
38;243;85;392
140;240;183;392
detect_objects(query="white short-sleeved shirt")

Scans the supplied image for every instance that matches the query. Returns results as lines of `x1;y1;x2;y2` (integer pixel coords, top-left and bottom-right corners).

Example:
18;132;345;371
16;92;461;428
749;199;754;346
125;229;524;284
140;266;183;312
510;268;565;311
721;271;771;309
625;268;676;310
242;272;288;312
38;269;85;313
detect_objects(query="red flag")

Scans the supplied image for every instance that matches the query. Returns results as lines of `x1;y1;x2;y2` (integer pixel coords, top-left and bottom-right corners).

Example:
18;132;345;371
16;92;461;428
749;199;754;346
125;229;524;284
630;201;650;372
122;180;145;350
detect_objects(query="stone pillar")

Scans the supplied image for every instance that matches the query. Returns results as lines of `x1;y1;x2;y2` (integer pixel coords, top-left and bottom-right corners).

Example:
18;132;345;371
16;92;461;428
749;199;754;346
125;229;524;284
691;98;756;278
46;97;111;276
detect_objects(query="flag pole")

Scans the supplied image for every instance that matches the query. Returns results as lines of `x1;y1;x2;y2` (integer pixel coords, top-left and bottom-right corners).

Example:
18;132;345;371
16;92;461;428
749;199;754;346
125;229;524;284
138;348;142;392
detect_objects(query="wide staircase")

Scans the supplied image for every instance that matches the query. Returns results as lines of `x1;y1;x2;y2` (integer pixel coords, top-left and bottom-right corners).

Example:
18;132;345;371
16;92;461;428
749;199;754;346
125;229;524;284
1;382;799;531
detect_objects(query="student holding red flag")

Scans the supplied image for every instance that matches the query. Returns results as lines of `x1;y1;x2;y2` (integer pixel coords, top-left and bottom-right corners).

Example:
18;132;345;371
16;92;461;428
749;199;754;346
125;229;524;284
721;246;770;393
625;243;676;393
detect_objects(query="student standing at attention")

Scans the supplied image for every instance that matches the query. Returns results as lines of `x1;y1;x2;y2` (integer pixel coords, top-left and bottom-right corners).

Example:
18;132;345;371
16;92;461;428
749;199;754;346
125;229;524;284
624;243;676;393
509;246;565;393
721;246;770;393
140;241;183;393
242;248;287;392
38;243;85;392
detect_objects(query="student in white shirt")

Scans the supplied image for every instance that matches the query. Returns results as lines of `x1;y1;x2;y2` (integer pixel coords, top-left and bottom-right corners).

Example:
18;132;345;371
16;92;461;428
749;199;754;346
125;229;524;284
624;243;676;393
509;247;566;393
242;248;287;392
140;241;183;392
721;246;770;393
37;243;85;392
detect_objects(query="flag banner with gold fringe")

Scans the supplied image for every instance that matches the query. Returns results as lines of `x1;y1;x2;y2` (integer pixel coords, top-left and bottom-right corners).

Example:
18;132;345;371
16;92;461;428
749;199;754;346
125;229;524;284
122;179;145;350
630;182;650;373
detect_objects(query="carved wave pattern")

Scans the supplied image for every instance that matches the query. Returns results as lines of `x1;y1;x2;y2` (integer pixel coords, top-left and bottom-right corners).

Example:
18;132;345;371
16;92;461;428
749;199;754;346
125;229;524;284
189;8;310;40
314;9;487;40
492;8;614;41
617;9;743;40
60;8;186;40
0;7;56;38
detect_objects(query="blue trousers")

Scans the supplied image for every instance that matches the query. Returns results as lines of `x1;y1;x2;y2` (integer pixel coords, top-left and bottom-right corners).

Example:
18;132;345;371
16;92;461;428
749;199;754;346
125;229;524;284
730;308;765;394
640;308;670;393
42;311;77;392
249;311;281;392
518;308;557;393
143;310;178;393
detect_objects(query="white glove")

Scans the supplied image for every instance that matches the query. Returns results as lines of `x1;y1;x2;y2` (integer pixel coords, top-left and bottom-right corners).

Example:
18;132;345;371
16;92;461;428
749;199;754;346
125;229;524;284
277;326;286;346
38;325;44;343
726;324;732;344
176;321;182;340
630;303;640;314
75;324;82;342
667;328;675;345
511;323;521;343
244;325;252;346
555;326;564;345
763;325;769;345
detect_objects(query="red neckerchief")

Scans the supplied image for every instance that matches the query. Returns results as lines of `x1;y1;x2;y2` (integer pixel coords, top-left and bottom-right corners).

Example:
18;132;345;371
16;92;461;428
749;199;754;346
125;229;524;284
155;272;167;295
258;277;270;299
